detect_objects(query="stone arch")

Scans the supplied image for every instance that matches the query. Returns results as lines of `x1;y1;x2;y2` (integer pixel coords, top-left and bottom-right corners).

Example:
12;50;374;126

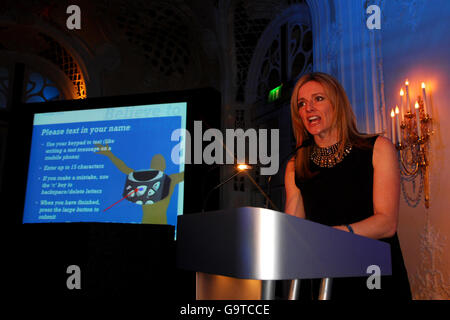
0;21;89;100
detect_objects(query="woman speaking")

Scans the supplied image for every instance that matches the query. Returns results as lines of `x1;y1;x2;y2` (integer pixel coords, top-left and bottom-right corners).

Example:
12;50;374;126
284;72;411;299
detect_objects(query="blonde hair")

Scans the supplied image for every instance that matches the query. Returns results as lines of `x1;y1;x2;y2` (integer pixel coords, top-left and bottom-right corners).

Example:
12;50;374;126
290;72;375;180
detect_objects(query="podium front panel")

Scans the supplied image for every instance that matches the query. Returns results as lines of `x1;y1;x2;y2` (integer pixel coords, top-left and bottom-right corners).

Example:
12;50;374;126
177;207;391;280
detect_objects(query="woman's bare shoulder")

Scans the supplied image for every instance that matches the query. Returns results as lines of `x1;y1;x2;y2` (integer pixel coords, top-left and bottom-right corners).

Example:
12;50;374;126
373;135;398;167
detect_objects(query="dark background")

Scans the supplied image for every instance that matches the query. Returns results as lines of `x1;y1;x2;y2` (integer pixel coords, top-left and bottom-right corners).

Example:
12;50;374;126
5;87;220;299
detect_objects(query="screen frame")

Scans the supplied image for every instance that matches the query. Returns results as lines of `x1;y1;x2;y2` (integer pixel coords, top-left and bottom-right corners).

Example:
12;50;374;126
3;87;221;226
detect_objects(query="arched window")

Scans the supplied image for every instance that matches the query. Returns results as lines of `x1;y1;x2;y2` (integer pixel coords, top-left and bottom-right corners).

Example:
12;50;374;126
0;25;88;189
233;0;312;104
0;24;87;107
24;70;61;103
236;2;313;206
254;21;313;103
246;3;313;104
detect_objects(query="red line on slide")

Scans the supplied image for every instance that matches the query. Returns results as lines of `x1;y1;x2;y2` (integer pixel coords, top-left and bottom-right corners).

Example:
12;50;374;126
103;188;139;212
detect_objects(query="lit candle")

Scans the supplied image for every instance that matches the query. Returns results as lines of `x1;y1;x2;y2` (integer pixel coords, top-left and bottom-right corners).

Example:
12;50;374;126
399;88;405;120
415;101;422;139
405;80;411;113
421;82;429;116
395;106;401;143
391;109;396;144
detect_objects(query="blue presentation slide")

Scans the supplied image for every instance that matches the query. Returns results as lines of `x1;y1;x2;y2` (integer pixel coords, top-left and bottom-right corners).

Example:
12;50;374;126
23;103;186;228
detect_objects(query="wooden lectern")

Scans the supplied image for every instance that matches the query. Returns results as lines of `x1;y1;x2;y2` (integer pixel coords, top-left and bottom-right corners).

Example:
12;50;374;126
176;207;391;300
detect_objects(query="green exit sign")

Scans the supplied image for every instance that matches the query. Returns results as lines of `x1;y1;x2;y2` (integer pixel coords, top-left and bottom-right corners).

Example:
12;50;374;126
268;84;283;102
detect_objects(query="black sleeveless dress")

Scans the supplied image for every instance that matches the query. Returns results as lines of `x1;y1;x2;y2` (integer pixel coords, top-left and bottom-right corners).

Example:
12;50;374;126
295;136;411;300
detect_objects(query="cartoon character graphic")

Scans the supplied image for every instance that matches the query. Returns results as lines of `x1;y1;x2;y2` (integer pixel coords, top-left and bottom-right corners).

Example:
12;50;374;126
95;144;184;224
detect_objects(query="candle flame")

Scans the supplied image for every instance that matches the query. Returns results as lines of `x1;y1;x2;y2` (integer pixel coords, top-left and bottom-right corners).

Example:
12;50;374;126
395;106;400;114
421;82;426;89
400;88;404;96
405;80;409;86
415;101;419;109
391;110;395;118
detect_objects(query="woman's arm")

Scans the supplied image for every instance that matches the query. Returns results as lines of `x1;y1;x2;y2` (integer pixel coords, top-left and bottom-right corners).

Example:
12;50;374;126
284;157;306;218
334;136;400;239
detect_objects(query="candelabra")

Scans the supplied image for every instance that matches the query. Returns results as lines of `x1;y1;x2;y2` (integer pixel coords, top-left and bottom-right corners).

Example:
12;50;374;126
391;80;433;208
